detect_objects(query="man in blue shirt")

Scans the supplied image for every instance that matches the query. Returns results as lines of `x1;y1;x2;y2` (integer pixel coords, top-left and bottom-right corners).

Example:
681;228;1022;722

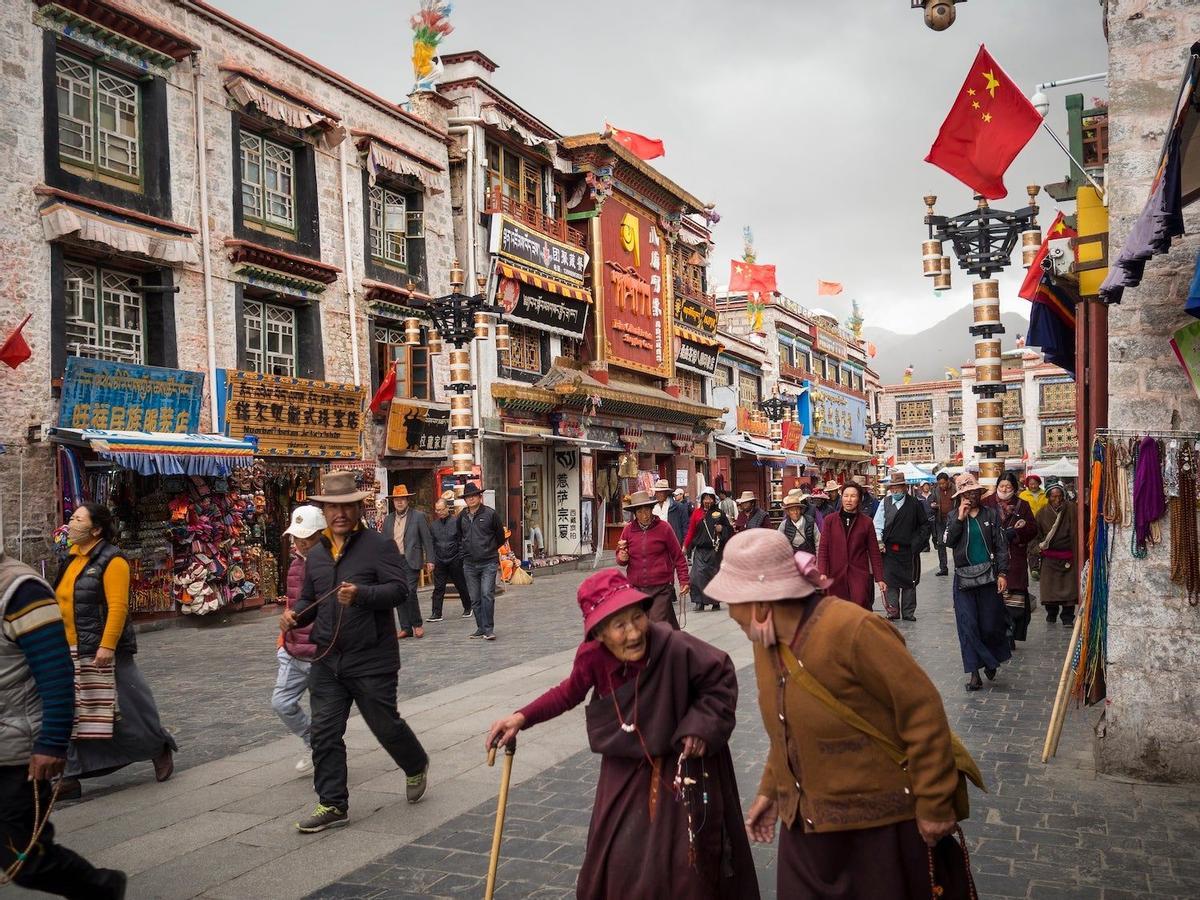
873;471;931;621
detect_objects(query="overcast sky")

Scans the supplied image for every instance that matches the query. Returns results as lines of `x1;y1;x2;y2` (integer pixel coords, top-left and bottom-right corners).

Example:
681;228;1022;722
227;0;1108;334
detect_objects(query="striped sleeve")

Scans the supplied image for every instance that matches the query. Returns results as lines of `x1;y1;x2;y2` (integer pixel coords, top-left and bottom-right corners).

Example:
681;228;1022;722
4;580;74;756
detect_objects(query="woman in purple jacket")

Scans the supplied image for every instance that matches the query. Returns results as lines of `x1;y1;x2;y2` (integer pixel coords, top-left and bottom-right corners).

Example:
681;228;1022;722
273;505;325;773
615;490;689;629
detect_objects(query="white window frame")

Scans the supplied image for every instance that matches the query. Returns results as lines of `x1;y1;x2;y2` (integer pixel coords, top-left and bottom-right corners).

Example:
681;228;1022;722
64;262;145;363
243;299;297;376
240;132;295;230
56;52;140;183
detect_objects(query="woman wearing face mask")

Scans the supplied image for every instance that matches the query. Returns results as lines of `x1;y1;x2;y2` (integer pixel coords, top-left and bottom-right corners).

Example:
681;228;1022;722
682;487;733;613
706;530;976;899
987;472;1038;649
54;503;177;799
485;569;759;899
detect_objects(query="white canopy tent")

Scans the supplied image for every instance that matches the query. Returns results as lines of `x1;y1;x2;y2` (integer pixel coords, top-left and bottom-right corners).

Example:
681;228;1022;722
890;462;937;484
1031;457;1079;479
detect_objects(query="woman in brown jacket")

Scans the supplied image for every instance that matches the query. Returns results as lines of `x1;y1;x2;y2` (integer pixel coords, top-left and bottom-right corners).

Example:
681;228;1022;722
706;529;974;899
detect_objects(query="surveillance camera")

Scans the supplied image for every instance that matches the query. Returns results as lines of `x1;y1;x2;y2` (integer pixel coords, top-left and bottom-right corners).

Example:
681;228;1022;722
924;0;957;31
1045;238;1074;276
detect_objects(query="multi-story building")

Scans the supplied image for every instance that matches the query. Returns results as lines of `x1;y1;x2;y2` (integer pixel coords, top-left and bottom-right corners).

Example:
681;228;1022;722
0;0;454;611
879;378;963;467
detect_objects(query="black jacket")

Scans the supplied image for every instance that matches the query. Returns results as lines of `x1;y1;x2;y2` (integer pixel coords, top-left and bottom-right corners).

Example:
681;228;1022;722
778;512;816;553
429;513;463;565
457;503;507;564
54;541;136;658
943;506;1010;579
294;527;408;677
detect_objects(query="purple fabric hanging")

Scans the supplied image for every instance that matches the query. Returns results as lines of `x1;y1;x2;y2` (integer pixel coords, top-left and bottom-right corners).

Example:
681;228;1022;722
1134;436;1166;550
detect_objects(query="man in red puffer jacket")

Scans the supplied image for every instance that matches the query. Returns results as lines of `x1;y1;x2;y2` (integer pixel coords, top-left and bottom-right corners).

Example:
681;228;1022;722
274;505;325;773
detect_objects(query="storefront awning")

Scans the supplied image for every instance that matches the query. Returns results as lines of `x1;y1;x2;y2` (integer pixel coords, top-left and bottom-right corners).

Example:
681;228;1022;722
715;433;788;461
223;69;345;149
497;262;591;303
49;428;256;477
806;440;873;463
40;201;198;265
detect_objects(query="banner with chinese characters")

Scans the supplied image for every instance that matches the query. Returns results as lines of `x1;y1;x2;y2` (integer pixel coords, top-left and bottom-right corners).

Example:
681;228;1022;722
497;278;590;339
59;357;204;432
674;296;718;335
676;336;718;375
811;385;867;446
489;214;588;284
553;446;582;555
223;370;364;458
385;402;450;457
599;196;670;378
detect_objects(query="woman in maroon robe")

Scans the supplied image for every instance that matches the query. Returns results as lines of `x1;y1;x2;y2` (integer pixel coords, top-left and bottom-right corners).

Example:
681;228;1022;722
486;569;759;900
815;482;885;609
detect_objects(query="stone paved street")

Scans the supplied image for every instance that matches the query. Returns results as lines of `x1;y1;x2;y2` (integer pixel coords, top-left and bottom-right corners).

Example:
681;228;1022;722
12;555;1200;899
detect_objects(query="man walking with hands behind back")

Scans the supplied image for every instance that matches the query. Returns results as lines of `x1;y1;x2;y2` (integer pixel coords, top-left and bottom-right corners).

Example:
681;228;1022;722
458;483;507;641
873;472;931;621
282;471;430;833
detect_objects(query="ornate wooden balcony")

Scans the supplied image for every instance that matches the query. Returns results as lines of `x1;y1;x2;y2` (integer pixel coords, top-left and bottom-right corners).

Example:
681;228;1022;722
483;186;586;249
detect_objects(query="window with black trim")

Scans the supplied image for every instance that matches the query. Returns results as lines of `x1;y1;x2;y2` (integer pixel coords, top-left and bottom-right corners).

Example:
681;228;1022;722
231;117;319;259
56;51;140;186
373;323;429;400
243;299;296;376
240;132;295;233
64;261;144;363
368;184;424;269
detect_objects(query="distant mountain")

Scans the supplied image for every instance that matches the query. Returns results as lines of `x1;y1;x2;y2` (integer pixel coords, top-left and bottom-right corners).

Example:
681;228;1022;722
864;306;1030;384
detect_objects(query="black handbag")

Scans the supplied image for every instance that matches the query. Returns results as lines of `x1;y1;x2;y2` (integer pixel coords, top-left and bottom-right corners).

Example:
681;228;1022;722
955;561;995;589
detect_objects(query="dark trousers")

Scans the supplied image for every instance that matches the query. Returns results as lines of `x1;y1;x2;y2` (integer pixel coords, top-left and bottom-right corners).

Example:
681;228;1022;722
395;561;422;631
309;664;428;810
884;585;917;618
0;766;119;898
952;577;1014;674
431;559;472;618
463;558;499;635
934;517;949;571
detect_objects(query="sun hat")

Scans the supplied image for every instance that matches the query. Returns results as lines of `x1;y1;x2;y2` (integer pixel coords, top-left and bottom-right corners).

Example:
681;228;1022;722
463;482;484;498
887;471;908;487
390;485;413;499
952;472;985;498
698;486;716;499
706;530;832;604
822;479;843;493
652;478;671;492
310;470;372;503
284;505;327;539
623;490;656;510
1024;473;1042;486
736;490;757;504
782;491;808;508
577;569;650;637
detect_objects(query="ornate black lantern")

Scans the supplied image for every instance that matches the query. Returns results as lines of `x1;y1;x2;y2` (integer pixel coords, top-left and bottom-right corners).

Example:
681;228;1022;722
866;419;893;441
759;395;791;423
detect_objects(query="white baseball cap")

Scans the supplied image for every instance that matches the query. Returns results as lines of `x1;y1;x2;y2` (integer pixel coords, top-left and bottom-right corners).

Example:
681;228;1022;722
284;504;327;539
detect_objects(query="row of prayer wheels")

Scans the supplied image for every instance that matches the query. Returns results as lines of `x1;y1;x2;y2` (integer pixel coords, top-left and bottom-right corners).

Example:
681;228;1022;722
402;318;510;354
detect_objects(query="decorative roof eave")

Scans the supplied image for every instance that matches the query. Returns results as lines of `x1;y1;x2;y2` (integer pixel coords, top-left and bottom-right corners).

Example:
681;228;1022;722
439;79;560;142
352;132;444;194
224;239;340;285
222;64;346;148
350;130;445;171
361;278;432;313
233;262;327;295
491;383;558;413
34;0;200;71
559;134;709;215
550;381;721;426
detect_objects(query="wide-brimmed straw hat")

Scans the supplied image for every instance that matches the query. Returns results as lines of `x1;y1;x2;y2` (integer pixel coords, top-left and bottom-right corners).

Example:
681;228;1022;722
652;478;671;492
822;480;843;493
623;490;656;510
390;484;413;499
577;569;650;636
736;490;757;504
706;530;832;604
887;471;909;487
782;491;808;508
310;471;372;503
952;472;985;498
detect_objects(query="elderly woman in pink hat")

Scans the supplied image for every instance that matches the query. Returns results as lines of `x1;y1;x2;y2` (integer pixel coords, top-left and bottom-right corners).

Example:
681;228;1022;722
485;569;759;899
706;530;977;899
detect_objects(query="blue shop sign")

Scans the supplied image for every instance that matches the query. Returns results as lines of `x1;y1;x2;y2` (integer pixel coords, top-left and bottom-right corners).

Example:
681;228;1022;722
59;357;204;433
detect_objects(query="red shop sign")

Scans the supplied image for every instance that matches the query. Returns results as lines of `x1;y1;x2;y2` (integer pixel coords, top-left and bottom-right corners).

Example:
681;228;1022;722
599;196;670;378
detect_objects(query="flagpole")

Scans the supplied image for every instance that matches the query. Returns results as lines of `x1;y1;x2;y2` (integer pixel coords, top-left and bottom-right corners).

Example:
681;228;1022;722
1038;121;1106;200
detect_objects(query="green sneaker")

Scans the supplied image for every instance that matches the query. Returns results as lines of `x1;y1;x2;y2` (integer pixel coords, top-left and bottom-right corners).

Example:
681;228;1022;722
406;762;430;804
296;803;347;833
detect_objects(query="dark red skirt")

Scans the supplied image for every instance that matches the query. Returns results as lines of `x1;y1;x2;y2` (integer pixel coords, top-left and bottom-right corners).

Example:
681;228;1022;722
778;818;973;899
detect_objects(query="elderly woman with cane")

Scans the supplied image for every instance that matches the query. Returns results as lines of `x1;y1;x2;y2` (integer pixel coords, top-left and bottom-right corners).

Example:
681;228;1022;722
706;529;979;899
485;569;760;899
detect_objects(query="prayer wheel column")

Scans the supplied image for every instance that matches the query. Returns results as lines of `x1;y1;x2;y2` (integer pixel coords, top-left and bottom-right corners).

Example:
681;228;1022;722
971;279;1006;487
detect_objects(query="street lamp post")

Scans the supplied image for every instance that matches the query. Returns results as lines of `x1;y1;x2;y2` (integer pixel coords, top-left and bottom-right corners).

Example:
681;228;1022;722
866;419;893;493
921;189;1040;487
407;261;506;485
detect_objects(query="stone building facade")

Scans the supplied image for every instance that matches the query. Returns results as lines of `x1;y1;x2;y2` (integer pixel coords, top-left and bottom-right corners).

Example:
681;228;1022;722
0;0;454;562
1099;0;1200;783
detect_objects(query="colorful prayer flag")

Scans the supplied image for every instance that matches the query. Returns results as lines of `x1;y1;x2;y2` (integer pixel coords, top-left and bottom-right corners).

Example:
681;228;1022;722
816;280;843;296
924;45;1043;200
605;123;665;161
0;314;32;370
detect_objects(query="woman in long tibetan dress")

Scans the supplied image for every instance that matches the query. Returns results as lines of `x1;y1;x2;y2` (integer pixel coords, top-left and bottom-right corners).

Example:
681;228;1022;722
486;569;759;900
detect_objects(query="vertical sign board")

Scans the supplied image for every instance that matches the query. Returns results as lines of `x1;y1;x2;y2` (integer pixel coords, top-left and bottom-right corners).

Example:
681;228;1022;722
599;196;671;378
553;446;582;555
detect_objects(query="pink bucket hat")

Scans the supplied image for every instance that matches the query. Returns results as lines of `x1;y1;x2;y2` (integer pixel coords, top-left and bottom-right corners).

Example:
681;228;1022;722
705;530;833;604
577;569;650;637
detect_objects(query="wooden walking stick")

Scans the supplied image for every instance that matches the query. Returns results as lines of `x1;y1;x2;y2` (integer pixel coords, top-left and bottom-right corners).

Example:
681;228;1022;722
484;737;517;900
1042;612;1084;762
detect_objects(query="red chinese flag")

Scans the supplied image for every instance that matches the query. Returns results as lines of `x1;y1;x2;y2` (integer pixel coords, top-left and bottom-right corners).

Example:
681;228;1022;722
368;364;396;413
729;260;777;294
0;314;32;370
886;455;896;467
924;46;1042;200
605;123;665;161
1018;212;1077;300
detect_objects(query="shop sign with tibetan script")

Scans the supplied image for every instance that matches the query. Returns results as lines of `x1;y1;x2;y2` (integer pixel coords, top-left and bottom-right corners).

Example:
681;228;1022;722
490;214;588;284
500;280;590;339
59;357;203;433
223;370;364;458
385;403;450;457
674;296;718;335
600;196;670;378
676;336;718;375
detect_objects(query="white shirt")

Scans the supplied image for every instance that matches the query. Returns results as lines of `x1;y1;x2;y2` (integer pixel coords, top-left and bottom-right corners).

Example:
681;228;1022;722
873;492;906;540
652;499;672;521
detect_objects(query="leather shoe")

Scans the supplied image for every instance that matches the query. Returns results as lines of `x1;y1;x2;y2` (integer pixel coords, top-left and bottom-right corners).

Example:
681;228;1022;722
935;570;949;576
413;626;425;638
153;748;174;783
902;615;917;622
984;667;997;681
56;777;82;800
397;629;412;639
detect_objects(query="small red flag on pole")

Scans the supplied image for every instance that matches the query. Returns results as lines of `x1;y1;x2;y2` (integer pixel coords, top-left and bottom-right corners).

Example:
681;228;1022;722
0;314;33;370
368;362;397;413
924;45;1042;200
604;123;665;161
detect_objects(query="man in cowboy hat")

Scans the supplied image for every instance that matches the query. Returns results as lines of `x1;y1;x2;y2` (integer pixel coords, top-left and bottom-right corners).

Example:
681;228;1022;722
872;471;931;621
734;490;770;532
931;472;955;576
457;482;508;640
381;485;435;638
282;471;430;832
852;473;880;517
778;490;816;554
616;491;689;628
651;478;690;545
